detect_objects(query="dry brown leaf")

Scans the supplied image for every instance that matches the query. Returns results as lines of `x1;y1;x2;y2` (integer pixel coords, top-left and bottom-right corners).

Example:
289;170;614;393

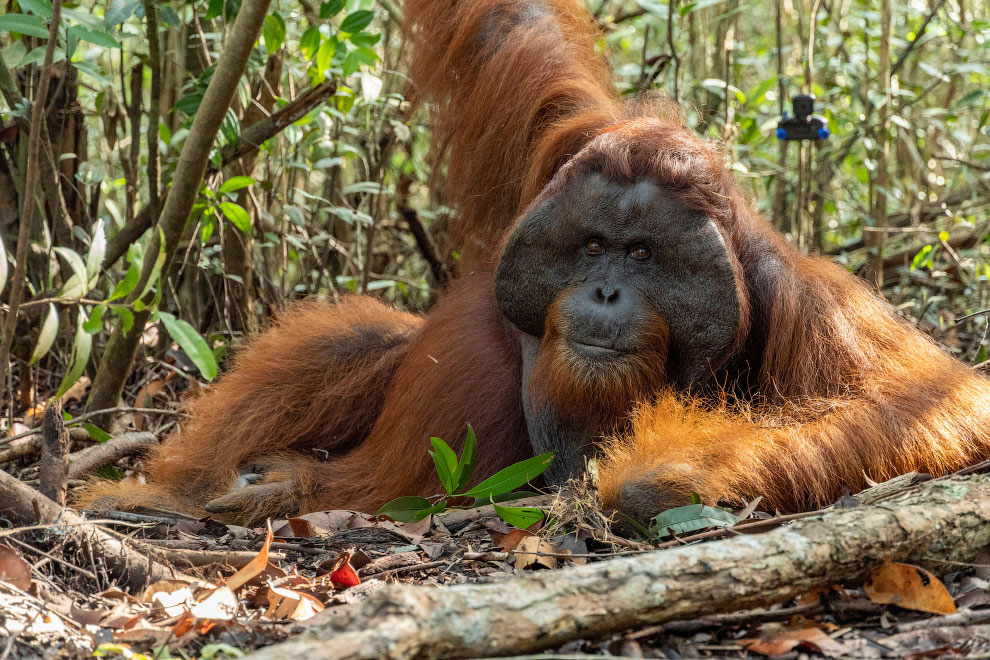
0;543;32;590
497;529;534;552
140;579;195;604
226;521;273;591
864;562;957;615
265;585;325;621
741;626;851;657
514;536;557;570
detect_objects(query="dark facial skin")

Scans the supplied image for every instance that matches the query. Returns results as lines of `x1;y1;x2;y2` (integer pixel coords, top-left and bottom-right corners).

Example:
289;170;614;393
495;172;743;484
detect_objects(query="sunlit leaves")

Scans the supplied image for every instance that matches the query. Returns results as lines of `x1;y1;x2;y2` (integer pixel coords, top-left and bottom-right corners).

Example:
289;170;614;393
219;201;251;233
263;13;286;53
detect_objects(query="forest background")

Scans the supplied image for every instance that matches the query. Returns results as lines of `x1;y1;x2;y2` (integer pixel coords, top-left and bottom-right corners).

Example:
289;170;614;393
0;0;988;432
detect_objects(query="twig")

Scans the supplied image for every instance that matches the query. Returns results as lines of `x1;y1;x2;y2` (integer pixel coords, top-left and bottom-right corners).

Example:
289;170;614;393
1;407;182;447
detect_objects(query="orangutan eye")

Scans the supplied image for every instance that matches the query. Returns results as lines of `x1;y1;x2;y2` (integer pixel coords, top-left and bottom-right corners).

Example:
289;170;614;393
630;246;651;260
585;239;605;256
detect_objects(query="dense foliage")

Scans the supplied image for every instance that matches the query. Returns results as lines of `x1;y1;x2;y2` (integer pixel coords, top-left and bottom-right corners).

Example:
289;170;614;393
0;0;987;424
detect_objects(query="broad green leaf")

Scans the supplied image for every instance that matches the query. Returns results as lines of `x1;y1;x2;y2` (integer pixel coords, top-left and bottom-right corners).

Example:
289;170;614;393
340;9;374;33
300;25;321;60
54;247;90;299
85;220;106;288
68;26;122;49
263;13;286;53
316;37;335;75
217;176;256;195
376;495;431;522
349;32;380;48
30;303;58;363
55;311;93;399
650;504;739;539
112;307;134;334
430;436;458;496
493;503;544;529
82;304;108;334
159;312;218;380
219;201;251;233
0;14;49;38
319;0;344;18
342;47;378;76
83;423;112;443
19;0;53;19
105;0;141;26
460;453;554;499
108;259;140;301
452;424;477;494
415;500;447;521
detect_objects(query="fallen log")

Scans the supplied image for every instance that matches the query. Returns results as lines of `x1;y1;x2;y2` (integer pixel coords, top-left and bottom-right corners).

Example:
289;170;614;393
247;473;990;660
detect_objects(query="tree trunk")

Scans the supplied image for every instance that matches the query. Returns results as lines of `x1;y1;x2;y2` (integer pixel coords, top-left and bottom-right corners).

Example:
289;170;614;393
86;0;273;414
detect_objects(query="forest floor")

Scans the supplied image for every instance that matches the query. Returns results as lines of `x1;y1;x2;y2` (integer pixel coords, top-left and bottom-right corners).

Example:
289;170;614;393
2;368;990;659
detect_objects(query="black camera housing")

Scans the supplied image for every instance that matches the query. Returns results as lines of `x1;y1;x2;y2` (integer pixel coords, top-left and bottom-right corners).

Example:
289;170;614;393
776;94;830;141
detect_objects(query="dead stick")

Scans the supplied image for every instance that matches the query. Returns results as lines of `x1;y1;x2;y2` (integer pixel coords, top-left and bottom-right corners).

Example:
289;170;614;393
39;399;69;505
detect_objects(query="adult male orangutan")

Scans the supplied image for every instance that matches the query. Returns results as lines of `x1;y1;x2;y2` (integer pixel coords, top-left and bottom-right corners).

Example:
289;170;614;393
79;0;990;523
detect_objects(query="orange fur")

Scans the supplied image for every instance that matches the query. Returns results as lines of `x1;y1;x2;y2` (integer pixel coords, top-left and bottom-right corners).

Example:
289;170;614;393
78;0;990;522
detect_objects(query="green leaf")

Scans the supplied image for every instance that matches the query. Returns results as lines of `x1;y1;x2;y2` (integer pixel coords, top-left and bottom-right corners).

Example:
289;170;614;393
0;14;49;39
83;423;112;443
112;306;134;334
415;499;447;521
650;504;739;539
68;25;122;48
340;9;374;33
159;312;218;380
376;495;432;522
30;303;58;363
85;220;106;288
262;13;285;53
217;176;255;195
105;0;140;26
460;453;554;499
342;47;378;76
452;424;477;494
108;259;140;301
19;0;53;19
316;37;335;74
300;25;321;60
429;437;458;496
348;32;380;48
55;311;93;399
493;503;544;529
219;201;251;233
82;304;108;334
54;247;90;299
319;0;344;18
